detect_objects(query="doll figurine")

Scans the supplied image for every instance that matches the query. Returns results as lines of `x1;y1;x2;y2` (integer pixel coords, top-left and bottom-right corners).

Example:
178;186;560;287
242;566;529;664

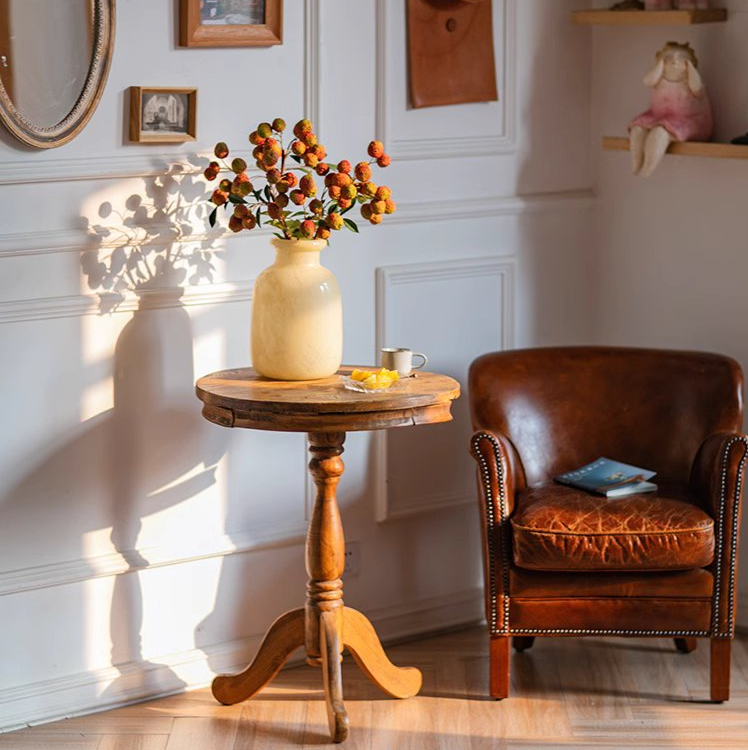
629;42;713;178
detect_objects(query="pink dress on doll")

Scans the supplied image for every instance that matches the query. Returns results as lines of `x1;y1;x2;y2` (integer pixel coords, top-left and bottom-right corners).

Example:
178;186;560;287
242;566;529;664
629;79;713;142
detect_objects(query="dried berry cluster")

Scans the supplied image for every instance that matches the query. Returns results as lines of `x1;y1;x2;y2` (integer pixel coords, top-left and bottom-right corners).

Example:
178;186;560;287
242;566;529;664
203;118;396;241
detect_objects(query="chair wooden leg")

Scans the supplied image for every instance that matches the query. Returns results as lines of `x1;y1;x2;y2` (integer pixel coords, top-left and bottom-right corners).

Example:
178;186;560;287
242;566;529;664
490;636;510;699
674;637;697;654
710;638;731;702
512;636;535;653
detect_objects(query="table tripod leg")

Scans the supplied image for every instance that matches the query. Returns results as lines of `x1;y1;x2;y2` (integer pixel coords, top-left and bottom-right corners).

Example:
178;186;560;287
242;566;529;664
342;606;422;698
320;610;349;743
211;608;305;705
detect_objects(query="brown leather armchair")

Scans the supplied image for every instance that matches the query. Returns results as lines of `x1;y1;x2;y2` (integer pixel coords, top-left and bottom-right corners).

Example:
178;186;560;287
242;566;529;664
469;347;746;702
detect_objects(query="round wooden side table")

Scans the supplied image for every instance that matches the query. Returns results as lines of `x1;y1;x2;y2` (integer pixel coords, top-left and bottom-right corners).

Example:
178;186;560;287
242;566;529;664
196;366;460;743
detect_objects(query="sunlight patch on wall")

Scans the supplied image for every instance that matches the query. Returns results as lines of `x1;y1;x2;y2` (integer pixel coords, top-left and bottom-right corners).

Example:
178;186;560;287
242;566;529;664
193;328;225;381
83;575;115;675
81;376;114;422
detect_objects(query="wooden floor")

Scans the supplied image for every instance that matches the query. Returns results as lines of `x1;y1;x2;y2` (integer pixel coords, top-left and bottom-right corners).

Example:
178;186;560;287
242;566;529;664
2;627;748;749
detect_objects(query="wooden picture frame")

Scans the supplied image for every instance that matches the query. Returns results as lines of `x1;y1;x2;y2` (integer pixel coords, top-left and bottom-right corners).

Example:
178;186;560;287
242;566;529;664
129;87;197;143
180;0;283;47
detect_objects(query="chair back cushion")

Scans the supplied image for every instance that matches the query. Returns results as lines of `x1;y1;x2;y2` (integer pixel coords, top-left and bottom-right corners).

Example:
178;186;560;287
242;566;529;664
469;347;743;486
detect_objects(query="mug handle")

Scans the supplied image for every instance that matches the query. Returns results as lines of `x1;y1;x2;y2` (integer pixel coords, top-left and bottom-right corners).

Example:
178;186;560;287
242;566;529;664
412;352;428;370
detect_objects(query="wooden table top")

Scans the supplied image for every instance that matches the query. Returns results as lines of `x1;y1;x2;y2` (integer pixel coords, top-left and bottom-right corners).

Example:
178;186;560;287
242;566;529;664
196;366;461;433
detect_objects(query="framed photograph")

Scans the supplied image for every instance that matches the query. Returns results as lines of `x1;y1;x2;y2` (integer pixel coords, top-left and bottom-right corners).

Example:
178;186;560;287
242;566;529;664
180;0;283;48
129;87;197;143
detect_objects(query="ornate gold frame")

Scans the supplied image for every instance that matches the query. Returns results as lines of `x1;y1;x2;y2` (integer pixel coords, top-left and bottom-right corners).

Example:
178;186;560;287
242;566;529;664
0;0;115;149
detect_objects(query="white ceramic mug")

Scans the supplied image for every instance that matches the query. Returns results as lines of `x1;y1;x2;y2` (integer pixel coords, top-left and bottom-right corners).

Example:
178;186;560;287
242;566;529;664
380;347;428;376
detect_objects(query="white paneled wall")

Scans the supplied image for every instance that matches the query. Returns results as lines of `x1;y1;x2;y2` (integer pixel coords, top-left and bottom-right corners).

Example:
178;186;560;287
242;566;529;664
0;0;594;730
375;258;513;521
588;0;748;624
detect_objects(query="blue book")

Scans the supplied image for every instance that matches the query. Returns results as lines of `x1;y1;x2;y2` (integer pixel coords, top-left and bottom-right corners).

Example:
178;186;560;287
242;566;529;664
554;457;657;498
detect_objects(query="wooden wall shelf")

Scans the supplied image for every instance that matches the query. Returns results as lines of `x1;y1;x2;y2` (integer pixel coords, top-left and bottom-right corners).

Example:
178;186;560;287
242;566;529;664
572;9;727;25
603;136;748;160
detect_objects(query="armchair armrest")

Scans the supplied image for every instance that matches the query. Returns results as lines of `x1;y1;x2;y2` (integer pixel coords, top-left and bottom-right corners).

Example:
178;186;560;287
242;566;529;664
470;429;526;635
690;432;748;637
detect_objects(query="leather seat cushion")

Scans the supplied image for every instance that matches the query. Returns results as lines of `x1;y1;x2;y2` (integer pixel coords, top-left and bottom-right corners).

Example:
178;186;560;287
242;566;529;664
511;484;714;572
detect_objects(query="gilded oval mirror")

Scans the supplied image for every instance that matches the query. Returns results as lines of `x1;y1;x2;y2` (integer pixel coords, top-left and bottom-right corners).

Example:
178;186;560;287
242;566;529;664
0;0;115;149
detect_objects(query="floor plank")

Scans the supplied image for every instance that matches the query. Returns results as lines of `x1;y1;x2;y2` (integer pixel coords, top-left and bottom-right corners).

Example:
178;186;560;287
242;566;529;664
98;736;169;750
0;734;100;750
163;717;238;750
2;628;747;748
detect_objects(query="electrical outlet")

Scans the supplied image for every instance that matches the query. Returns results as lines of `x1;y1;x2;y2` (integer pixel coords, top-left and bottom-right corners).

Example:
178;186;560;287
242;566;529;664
344;541;360;577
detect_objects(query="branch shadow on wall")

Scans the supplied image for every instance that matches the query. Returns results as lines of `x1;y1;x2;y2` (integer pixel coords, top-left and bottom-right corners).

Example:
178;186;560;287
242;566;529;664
0;169;228;702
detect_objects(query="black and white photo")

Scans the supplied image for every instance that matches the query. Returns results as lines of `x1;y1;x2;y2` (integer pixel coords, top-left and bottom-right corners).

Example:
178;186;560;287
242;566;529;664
129;87;197;143
141;91;189;134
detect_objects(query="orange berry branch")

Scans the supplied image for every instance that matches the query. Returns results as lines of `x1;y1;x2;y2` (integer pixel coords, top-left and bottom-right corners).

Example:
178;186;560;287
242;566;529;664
203;118;396;241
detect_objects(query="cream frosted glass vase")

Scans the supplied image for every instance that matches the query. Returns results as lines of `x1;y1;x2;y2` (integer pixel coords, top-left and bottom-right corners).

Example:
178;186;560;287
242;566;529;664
251;238;342;380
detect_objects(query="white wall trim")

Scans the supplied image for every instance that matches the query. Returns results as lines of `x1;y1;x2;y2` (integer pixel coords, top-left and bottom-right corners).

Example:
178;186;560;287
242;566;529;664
0;149;253;187
0;280;253;325
0;190;594;263
304;0;321;128
375;0;517;160
374;257;515;522
0;519;306;598
392;190;595;224
0;586;484;733
0;223;244;260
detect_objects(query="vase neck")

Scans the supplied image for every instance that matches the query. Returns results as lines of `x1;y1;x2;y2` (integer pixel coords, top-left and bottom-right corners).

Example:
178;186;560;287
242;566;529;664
275;246;320;267
272;239;327;267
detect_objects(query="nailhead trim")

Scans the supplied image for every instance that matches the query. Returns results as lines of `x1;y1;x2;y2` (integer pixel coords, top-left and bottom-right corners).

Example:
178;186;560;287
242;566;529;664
507;629;710;636
711;435;748;637
471;432;510;634
472;431;747;639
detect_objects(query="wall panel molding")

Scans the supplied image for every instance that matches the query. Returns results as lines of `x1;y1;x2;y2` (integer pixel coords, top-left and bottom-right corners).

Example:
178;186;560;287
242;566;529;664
0;586;483;733
392;190;595;224
0;149;250;187
374;257;515;521
0;280;253;325
304;0;321;127
0;188;593;324
0;516;305;598
0;190;595;262
375;0;517;160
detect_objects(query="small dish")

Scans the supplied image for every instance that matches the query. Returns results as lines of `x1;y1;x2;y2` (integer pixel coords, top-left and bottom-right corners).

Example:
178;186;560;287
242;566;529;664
341;374;401;393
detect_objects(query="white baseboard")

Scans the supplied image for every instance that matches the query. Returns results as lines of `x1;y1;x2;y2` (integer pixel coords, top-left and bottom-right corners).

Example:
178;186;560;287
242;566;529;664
0;587;485;733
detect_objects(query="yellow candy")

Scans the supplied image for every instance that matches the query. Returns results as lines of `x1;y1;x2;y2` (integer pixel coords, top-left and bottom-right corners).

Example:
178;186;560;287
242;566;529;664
349;368;399;389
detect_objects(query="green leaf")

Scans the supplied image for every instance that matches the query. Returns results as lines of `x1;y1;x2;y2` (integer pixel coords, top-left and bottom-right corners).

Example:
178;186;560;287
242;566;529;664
227;193;245;205
253;189;263;202
263;185;272;201
255;208;262;227
343;218;359;233
272;232;285;239
290;154;302;164
208;206;218;228
340;202;355;216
